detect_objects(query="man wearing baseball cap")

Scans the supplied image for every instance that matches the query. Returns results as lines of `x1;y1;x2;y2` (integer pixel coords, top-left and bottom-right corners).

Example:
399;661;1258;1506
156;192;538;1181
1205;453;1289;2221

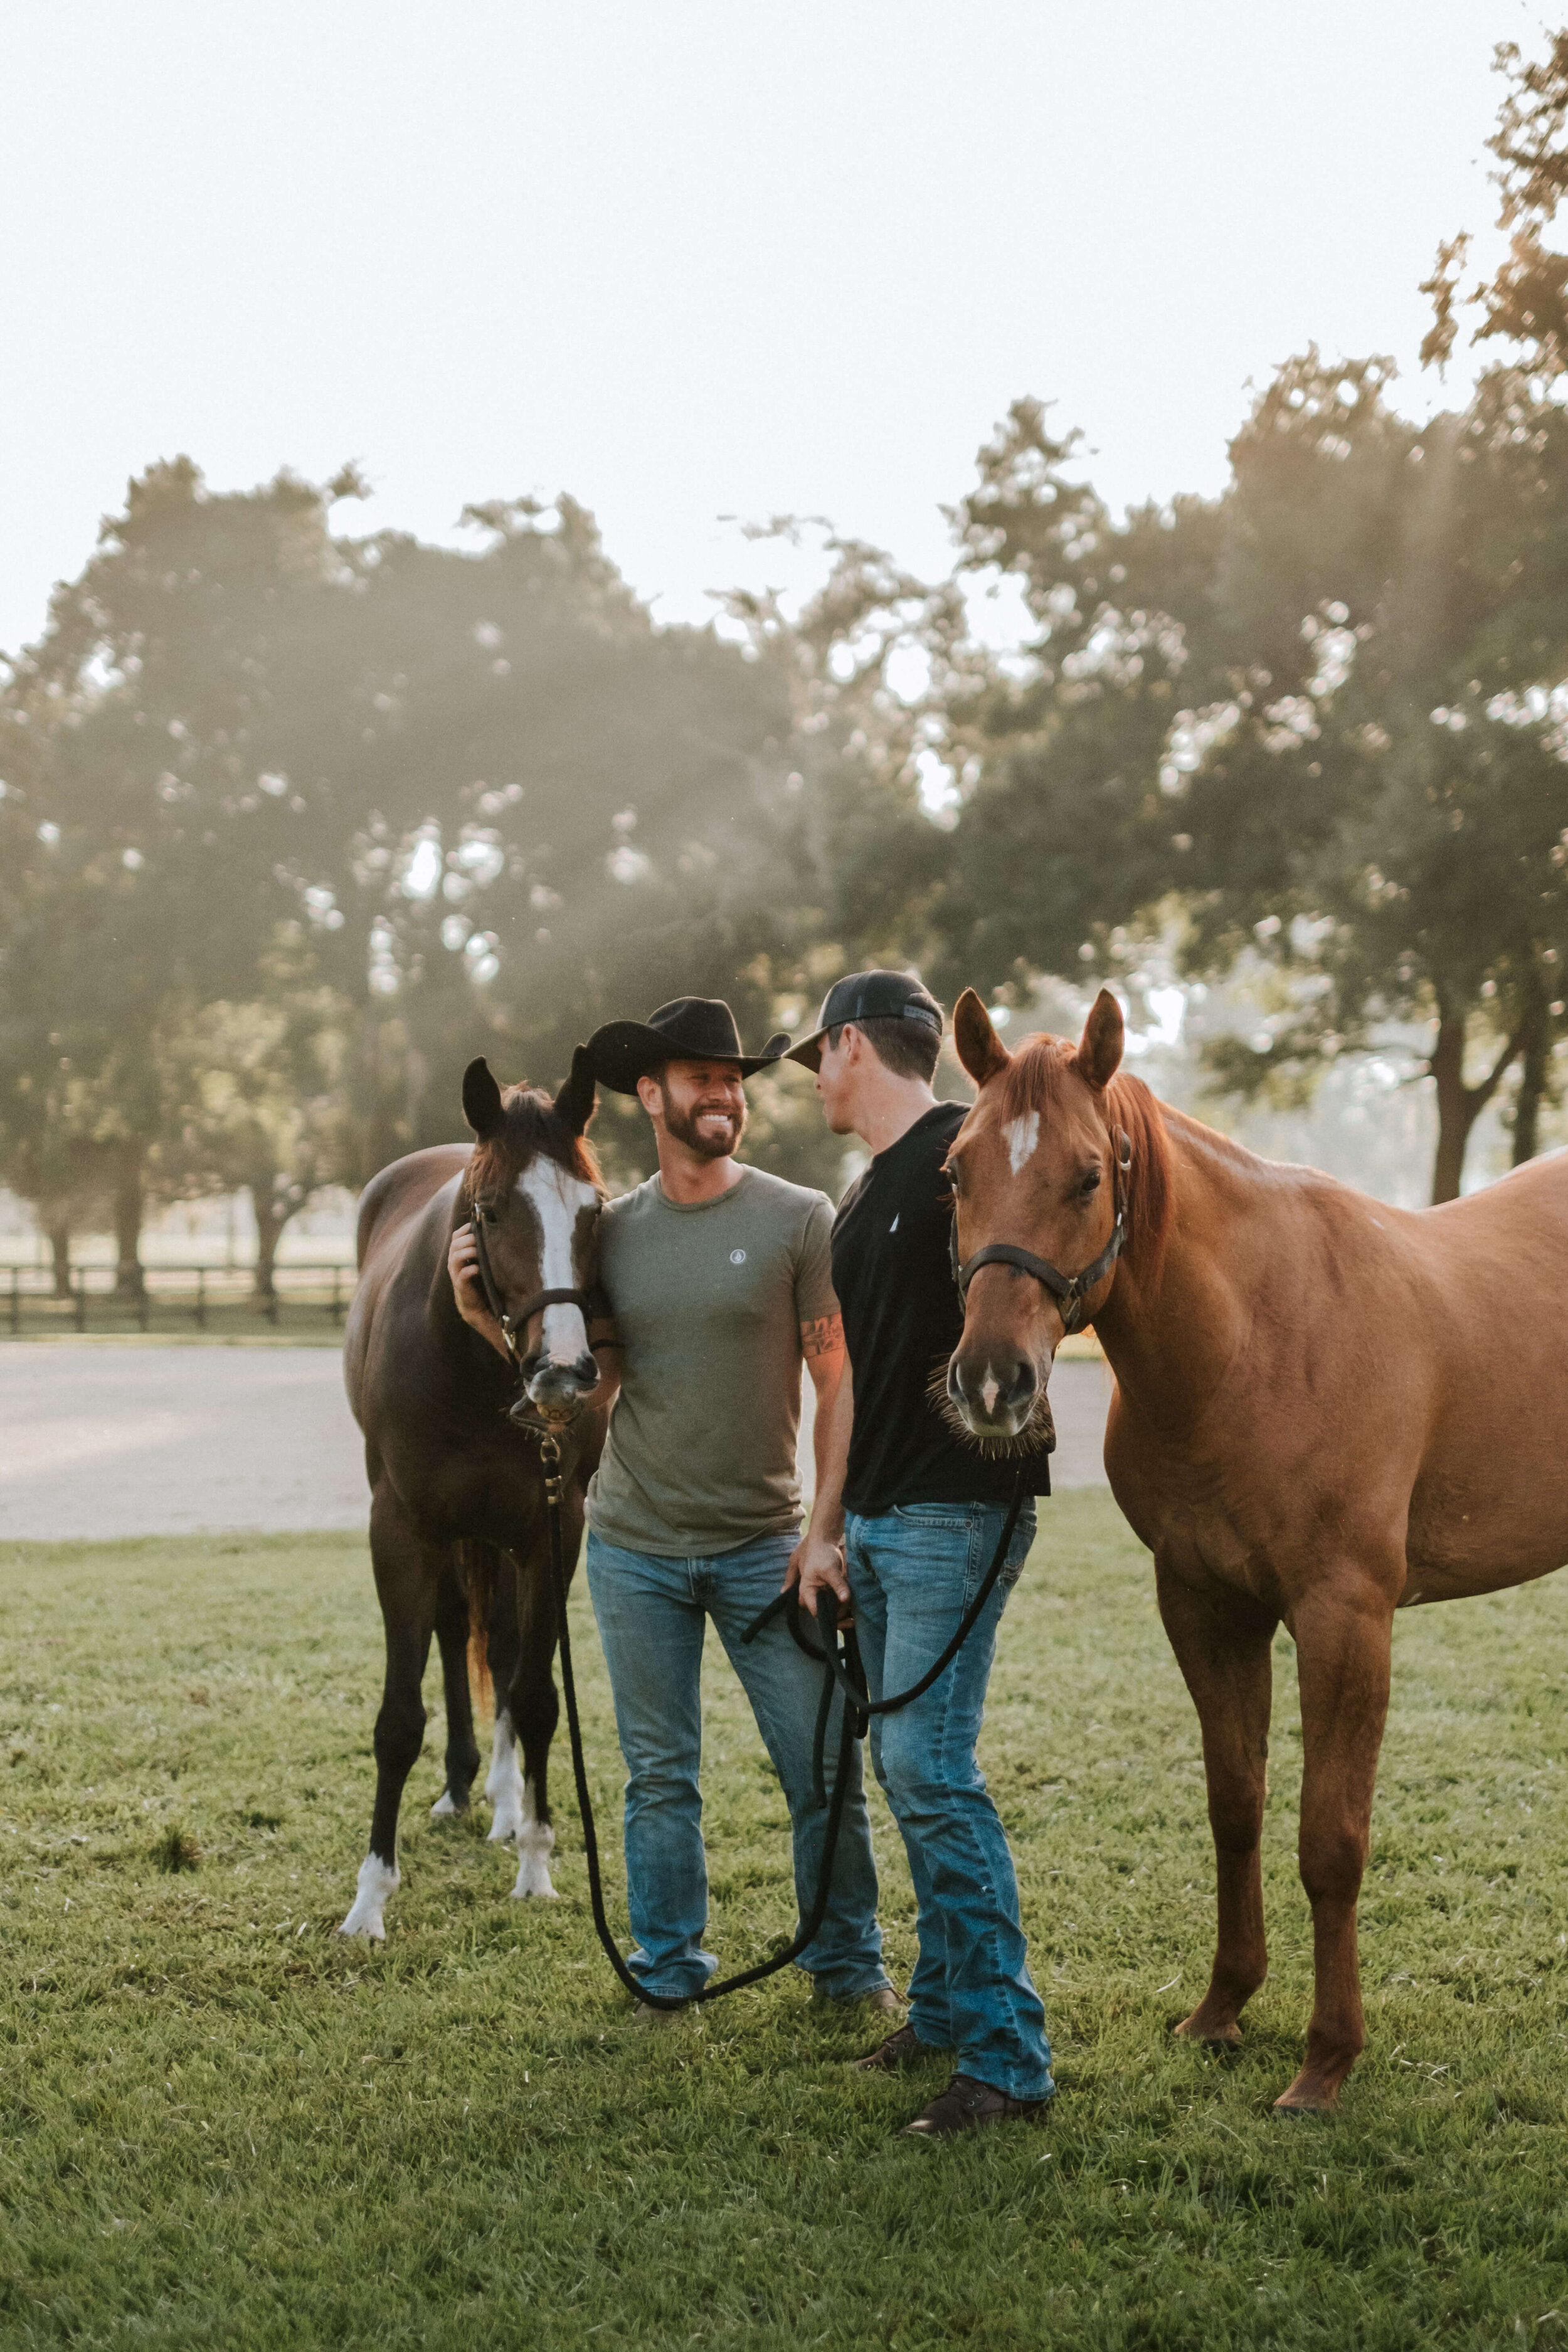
453;995;894;2018
787;972;1056;2136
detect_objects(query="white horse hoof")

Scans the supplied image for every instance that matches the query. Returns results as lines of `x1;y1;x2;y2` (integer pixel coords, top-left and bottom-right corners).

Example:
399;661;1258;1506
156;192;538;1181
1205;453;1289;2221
338;1853;397;1939
429;1790;460;1819
510;1825;557;1899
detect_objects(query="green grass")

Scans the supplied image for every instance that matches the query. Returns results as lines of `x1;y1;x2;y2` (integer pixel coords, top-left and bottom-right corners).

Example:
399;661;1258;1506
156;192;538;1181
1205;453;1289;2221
4;1500;1568;2349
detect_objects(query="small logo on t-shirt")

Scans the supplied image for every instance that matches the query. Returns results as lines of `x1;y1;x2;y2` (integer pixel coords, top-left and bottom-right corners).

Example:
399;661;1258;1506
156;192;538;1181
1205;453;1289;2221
729;1248;747;1265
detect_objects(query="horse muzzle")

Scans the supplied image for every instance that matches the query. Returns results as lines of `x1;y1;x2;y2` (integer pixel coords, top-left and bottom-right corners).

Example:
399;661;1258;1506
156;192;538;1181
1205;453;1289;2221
517;1353;600;1419
946;1347;1046;1443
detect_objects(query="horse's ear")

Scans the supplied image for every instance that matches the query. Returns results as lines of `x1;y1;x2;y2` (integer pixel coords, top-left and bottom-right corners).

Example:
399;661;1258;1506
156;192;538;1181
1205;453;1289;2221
553;1045;596;1136
462;1056;505;1138
1074;990;1125;1091
953;988;1011;1088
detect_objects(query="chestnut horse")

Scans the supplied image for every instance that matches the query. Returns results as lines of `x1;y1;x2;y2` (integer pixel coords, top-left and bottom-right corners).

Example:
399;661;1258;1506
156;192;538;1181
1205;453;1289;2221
337;1052;607;1939
943;985;1568;2111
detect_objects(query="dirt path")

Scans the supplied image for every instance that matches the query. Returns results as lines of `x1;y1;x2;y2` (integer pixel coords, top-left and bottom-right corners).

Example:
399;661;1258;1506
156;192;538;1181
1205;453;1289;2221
0;1343;367;1541
0;1342;1110;1542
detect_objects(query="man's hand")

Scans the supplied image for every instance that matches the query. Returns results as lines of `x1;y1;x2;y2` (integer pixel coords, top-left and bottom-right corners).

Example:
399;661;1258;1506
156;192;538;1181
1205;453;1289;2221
787;1530;852;1628
447;1224;510;1359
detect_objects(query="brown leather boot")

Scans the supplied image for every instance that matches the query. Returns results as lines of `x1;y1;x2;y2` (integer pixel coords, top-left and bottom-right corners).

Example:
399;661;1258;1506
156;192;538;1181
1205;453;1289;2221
902;2072;1051;2137
850;2023;941;2073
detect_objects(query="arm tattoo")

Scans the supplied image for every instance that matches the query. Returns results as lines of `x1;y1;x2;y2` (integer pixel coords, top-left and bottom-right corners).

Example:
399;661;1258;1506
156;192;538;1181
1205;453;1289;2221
800;1313;845;1361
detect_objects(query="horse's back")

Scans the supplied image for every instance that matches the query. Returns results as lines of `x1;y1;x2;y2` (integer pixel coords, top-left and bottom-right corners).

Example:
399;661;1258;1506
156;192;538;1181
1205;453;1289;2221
1404;1148;1568;1594
356;1145;473;1270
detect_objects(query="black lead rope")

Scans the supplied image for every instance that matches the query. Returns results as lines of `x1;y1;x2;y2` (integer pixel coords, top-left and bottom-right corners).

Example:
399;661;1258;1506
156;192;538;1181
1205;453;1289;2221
541;1429;861;2010
538;1427;1033;2013
742;1465;1039;1728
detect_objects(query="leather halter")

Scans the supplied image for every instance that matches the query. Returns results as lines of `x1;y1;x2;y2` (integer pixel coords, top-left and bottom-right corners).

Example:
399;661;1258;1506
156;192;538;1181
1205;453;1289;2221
949;1128;1133;1335
468;1204;595;1369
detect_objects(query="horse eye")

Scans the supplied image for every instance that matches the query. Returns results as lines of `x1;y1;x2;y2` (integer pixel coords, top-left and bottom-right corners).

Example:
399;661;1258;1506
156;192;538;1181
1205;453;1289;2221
1079;1168;1102;1197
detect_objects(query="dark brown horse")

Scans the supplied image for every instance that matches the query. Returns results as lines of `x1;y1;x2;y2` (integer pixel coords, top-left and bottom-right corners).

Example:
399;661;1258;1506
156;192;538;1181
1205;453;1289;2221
337;1052;607;1939
943;985;1568;2111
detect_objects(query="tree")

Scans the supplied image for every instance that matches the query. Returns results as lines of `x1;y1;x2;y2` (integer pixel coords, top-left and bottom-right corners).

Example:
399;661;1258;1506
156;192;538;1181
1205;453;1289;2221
927;398;1222;1001
158;970;354;1300
0;458;355;1284
1420;29;1568;1161
2;460;895;1251
929;364;1568;1202
305;497;856;1192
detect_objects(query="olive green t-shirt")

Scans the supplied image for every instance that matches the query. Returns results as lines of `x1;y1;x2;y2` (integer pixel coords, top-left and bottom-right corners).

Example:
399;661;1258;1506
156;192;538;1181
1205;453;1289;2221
586;1167;838;1557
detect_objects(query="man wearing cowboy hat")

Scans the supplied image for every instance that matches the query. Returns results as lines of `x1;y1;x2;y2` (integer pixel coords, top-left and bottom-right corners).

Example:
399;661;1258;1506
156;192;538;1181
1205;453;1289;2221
451;995;894;2018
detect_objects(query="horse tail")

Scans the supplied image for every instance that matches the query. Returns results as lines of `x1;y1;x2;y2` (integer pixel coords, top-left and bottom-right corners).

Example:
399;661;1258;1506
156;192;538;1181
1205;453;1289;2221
454;1540;506;1715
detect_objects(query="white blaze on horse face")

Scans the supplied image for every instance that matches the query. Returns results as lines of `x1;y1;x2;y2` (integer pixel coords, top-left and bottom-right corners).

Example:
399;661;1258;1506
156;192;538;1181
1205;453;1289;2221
516;1157;598;1363
1003;1111;1039;1179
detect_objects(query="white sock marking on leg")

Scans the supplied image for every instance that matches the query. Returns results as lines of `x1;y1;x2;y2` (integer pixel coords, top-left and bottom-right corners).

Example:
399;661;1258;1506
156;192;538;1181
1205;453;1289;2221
337;1851;398;1940
509;1777;557;1899
429;1789;459;1818
486;1712;526;1843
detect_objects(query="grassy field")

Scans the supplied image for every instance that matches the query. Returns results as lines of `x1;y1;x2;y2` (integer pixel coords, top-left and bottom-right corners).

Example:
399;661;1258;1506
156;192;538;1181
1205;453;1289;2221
4;1500;1568;2349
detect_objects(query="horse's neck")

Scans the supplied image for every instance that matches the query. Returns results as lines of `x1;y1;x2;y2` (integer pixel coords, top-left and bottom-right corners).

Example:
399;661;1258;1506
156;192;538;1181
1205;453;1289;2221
421;1196;484;1363
1090;1111;1256;1430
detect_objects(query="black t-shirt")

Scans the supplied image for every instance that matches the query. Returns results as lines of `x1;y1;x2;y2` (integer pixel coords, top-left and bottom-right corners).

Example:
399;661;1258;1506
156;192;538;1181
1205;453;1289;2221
832;1101;1051;1516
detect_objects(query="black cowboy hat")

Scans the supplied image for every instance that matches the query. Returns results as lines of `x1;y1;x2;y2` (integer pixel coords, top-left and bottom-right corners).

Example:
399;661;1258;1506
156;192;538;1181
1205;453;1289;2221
585;997;793;1096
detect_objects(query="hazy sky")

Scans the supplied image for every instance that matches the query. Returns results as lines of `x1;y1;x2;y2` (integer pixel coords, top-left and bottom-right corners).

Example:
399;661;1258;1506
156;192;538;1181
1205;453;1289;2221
1;0;1547;658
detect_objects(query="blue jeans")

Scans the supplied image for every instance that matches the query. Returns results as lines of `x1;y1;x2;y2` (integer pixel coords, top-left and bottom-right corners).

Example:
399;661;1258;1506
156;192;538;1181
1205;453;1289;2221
844;1499;1054;2103
585;1527;889;2003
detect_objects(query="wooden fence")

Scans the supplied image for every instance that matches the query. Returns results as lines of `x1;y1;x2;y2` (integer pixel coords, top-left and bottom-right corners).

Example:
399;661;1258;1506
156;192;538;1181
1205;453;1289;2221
1;1261;357;1336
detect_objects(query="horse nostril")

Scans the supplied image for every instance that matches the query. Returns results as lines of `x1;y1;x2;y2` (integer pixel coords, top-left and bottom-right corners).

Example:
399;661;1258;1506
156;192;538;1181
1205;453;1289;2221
571;1353;598;1388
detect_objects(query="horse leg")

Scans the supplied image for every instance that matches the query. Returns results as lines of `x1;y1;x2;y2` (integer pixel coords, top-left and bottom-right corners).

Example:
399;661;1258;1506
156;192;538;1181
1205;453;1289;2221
339;1482;440;1939
429;1557;480;1818
502;1502;575;1900
484;1560;527;1846
1157;1565;1276;2048
1274;1579;1395;2113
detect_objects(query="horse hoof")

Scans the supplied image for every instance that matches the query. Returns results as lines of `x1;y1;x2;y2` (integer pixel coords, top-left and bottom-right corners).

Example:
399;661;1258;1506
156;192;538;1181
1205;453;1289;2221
1174;2015;1242;2050
1272;2090;1334;2118
430;1791;463;1820
338;1855;397;1939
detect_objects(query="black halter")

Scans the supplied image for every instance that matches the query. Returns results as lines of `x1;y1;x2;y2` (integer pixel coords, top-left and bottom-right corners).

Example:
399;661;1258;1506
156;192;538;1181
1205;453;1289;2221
950;1128;1133;1335
468;1205;596;1369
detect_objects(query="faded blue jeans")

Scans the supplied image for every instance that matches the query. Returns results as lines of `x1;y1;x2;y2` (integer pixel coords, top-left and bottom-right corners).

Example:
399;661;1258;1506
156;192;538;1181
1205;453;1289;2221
585;1527;889;2003
844;1498;1054;2103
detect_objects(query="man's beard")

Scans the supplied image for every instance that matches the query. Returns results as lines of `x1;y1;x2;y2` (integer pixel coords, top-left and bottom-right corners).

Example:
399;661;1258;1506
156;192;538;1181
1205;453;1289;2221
660;1084;746;1161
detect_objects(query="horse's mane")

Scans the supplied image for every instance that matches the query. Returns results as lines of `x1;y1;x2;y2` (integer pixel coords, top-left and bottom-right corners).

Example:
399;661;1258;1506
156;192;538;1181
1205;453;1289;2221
995;1033;1173;1280
464;1085;606;1201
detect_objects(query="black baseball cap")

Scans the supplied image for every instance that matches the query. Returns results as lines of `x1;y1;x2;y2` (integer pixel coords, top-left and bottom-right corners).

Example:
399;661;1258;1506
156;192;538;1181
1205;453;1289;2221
785;970;945;1073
